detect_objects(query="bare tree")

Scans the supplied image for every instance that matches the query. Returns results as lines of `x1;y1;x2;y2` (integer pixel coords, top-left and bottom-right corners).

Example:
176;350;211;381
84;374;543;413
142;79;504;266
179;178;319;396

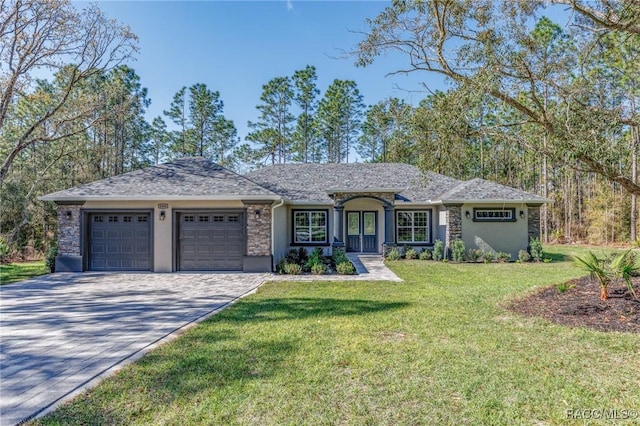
0;0;138;185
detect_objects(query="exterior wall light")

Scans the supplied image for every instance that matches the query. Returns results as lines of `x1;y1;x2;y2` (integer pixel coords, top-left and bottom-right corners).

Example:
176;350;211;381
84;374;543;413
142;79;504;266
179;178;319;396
519;210;525;219
66;210;73;220
465;211;470;219
159;210;166;221
255;209;261;217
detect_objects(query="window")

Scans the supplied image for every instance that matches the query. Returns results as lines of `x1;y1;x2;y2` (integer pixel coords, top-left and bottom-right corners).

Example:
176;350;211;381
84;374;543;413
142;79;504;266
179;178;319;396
123;216;132;223
183;215;195;222
198;215;209;222
108;216;118;223
293;210;328;244
228;215;240;222
473;208;516;222
137;216;148;222
396;211;430;243
213;215;224;222
93;216;104;223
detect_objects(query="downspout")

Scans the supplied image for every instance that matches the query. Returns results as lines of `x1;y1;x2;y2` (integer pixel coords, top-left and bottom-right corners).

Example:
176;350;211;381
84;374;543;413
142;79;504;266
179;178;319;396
271;198;285;270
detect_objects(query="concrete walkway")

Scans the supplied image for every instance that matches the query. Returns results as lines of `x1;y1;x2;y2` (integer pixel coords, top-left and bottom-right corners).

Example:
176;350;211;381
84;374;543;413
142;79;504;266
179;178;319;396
0;273;267;426
0;257;399;425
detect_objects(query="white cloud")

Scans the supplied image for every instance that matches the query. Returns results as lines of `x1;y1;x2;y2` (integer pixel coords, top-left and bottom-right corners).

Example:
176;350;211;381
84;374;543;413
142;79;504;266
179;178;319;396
286;0;293;11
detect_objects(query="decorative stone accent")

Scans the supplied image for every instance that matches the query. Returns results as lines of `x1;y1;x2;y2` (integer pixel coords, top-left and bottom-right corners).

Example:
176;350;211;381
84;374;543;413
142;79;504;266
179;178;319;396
527;204;541;242
57;205;82;256
444;204;462;255
244;202;272;256
331;192;395;207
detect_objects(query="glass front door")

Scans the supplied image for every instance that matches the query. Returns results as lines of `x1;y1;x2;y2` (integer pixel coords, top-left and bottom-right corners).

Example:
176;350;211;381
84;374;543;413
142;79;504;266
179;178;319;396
346;211;377;253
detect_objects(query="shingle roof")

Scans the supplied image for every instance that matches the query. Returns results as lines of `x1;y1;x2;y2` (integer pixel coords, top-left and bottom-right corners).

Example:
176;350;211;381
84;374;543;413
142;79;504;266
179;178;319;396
40;158;279;201
40;159;548;204
437;178;547;203
245;163;463;203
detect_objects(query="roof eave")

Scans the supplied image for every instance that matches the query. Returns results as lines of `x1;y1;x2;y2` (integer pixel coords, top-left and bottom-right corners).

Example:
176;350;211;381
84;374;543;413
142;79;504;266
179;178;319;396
436;198;552;204
39;194;284;202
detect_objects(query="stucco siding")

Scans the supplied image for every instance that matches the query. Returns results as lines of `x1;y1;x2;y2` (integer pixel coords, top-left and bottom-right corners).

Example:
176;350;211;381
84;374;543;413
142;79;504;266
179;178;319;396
272;203;288;268
460;204;528;259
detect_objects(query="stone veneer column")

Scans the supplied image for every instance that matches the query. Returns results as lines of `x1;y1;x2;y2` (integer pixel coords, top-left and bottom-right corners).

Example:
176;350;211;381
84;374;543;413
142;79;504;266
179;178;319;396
444;204;462;258
55;203;84;272
527;204;542;243
243;201;273;272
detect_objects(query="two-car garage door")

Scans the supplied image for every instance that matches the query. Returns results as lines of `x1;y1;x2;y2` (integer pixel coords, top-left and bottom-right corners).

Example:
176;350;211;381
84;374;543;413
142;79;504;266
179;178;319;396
87;210;245;272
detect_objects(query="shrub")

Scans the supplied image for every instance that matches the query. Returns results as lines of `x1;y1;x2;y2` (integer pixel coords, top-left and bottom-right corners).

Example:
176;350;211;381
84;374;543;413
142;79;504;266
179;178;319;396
332;248;348;264
432;240;444;261
285;247;308;265
482;251;495;263
555;282;575;294
385;247;401;261
467;249;483;262
46;241;58;273
529;238;544;262
405;247;418;260
451;240;466;263
336;261;355;275
0;237;9;262
419;249;432;260
518;250;531;263
496;251;511;263
282;262;302;275
305;248;325;272
310;262;326;275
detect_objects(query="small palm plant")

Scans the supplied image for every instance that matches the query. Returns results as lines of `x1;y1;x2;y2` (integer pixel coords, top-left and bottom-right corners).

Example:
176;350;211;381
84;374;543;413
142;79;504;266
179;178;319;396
572;251;611;301
610;250;639;301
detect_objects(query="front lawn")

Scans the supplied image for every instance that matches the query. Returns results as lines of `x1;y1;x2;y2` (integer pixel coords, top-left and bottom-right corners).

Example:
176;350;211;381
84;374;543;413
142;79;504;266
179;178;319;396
0;261;48;285
32;248;640;425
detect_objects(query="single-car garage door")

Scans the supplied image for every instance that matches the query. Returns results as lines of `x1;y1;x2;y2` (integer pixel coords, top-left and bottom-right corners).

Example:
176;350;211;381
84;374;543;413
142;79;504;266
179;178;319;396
88;212;151;271
178;211;245;271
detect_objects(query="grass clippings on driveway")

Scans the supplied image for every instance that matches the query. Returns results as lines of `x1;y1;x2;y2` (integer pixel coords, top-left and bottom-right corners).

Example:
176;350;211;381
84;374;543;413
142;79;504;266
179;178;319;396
30;251;640;425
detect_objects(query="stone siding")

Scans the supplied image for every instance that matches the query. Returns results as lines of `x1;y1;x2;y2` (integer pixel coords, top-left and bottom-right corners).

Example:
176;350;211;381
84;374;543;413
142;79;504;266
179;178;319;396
57;205;82;256
444;205;462;253
527;205;541;242
245;202;272;256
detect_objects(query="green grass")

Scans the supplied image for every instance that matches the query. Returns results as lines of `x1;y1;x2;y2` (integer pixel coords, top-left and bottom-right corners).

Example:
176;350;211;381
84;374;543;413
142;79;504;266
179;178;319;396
32;248;640;425
0;261;48;285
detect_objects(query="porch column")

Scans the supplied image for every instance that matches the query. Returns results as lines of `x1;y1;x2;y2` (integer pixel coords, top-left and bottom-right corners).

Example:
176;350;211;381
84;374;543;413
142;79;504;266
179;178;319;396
332;205;345;248
384;205;395;245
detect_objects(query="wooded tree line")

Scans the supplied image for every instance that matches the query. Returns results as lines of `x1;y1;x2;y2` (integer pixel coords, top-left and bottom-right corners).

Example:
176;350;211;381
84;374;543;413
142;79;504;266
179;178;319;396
1;0;638;258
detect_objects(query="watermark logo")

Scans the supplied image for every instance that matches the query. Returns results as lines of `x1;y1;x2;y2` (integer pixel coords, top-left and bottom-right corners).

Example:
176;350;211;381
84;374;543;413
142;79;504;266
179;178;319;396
567;409;638;420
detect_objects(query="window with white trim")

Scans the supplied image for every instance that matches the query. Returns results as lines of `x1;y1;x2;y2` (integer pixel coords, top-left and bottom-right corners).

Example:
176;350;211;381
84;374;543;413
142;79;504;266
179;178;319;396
293;210;327;244
396;211;430;243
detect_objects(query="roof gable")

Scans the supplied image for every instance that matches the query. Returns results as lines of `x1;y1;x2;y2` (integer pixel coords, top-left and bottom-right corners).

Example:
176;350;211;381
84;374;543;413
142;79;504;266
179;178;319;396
437;178;547;203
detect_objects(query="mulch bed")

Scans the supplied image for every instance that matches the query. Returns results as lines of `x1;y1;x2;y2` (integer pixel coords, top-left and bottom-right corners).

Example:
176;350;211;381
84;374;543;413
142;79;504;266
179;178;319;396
507;277;640;333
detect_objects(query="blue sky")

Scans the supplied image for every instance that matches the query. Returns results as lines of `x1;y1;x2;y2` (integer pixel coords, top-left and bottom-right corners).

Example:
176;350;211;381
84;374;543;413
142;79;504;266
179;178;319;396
94;1;448;142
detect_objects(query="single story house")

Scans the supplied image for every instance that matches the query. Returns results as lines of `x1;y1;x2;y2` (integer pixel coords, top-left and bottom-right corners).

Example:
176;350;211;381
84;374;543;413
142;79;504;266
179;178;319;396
40;157;548;273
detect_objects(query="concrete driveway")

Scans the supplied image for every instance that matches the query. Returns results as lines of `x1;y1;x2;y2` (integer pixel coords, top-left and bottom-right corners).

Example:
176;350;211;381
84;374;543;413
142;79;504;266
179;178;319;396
0;272;267;425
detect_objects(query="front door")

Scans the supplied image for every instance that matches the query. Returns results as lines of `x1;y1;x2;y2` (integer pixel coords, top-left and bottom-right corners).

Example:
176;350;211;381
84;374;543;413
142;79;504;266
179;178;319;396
346;211;377;253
